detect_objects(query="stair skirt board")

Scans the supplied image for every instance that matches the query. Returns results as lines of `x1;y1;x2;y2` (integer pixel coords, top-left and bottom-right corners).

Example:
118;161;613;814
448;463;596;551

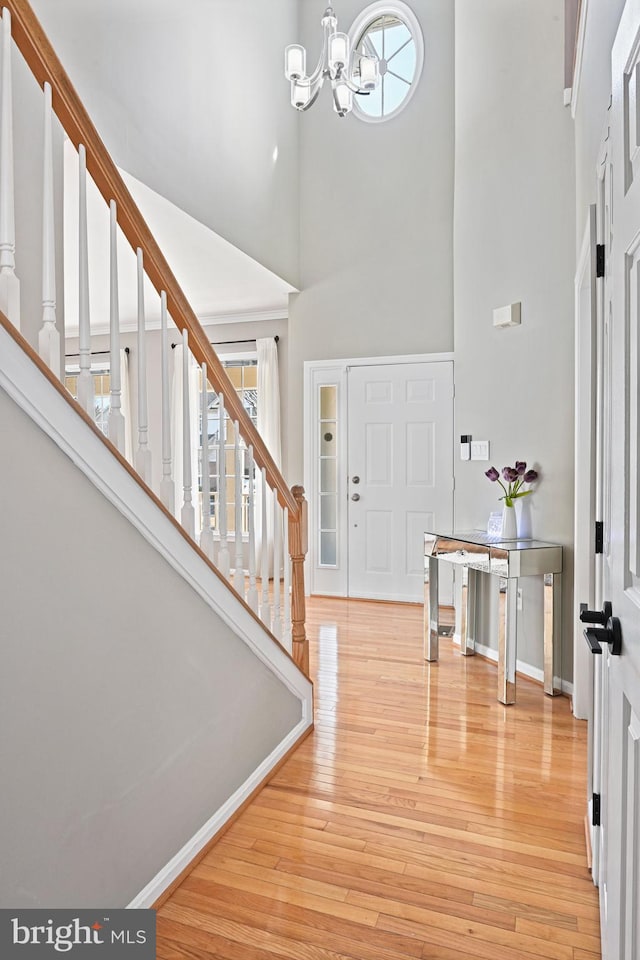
0;322;312;707
141;721;313;910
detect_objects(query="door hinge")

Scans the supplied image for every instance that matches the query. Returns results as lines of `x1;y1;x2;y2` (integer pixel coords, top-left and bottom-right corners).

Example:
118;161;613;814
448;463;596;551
595;520;604;554
596;244;605;278
592;793;601;827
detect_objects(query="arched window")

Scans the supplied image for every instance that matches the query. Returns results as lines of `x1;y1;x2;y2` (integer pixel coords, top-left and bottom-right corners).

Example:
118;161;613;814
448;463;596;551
349;1;424;122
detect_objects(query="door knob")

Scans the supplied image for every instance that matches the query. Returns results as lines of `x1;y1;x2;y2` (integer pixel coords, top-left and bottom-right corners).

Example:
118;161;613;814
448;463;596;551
583;617;622;656
352;476;360;484
351;493;360;501
579;601;612;626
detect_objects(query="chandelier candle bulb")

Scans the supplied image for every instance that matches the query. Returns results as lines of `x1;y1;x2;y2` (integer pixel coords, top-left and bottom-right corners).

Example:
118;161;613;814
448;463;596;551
329;32;349;72
291;82;311;110
359;55;379;90
285;44;306;81
333;82;353;116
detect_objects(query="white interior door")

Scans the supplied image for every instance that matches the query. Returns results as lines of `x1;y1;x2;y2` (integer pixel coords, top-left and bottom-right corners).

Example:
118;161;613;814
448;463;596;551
592;7;640;956
347;361;453;602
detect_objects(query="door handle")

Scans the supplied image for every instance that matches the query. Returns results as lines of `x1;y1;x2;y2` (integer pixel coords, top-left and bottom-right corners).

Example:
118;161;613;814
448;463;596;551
579;601;612;626
351;493;360;501
583;618;622;656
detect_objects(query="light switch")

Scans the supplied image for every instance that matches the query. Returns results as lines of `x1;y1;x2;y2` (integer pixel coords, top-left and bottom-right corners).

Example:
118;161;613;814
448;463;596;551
471;440;490;461
493;302;521;328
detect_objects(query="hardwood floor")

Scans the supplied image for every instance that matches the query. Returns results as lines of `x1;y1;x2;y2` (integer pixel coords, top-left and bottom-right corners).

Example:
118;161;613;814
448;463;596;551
157;597;601;960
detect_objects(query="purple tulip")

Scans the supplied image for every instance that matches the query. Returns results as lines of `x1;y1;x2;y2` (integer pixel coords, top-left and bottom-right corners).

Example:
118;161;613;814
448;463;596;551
503;467;518;483
524;469;538;483
515;461;527;475
485;466;500;481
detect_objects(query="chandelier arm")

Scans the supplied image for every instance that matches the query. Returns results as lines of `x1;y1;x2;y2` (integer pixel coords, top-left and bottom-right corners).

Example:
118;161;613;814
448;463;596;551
331;84;344;114
336;76;365;94
300;82;324;111
304;55;326;87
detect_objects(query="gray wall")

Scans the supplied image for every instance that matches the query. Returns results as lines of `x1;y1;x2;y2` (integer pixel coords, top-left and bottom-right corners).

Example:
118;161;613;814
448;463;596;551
453;0;575;677
31;0;300;287
287;0;454;479
0;387;302;908
573;0;625;250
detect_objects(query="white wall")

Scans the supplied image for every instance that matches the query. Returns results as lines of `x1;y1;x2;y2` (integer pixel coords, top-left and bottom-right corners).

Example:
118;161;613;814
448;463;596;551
287;0;454;479
0;384;303;908
30;0;300;287
454;0;575;679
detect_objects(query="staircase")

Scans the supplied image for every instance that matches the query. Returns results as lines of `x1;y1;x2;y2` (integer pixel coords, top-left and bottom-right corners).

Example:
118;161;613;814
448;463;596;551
0;0;313;909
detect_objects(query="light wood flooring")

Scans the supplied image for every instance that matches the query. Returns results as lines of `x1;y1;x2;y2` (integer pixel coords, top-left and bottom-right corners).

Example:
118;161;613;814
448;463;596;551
157;596;601;960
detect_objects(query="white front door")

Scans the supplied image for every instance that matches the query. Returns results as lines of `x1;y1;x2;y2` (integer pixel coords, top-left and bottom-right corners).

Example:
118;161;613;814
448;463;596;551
593;6;640;955
346;361;453;602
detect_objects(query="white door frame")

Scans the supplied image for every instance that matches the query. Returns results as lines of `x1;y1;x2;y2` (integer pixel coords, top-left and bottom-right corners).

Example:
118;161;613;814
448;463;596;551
573;206;598;721
303;352;454;597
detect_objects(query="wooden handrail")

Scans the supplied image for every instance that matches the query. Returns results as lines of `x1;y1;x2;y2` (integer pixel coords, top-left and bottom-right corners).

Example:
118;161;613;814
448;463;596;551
6;0;298;519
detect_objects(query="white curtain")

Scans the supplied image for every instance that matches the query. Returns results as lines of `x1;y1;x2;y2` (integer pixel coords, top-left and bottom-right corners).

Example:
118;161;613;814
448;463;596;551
171;343;201;535
120;348;134;465
256;337;282;575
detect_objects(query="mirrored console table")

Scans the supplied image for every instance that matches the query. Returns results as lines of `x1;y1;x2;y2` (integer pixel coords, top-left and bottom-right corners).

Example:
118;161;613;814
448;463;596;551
424;531;563;705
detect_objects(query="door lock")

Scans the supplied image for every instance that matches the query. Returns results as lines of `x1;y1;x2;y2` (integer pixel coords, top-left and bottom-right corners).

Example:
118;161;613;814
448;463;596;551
351;493;360;501
352;476;360;484
580;601;612;626
580;602;622;656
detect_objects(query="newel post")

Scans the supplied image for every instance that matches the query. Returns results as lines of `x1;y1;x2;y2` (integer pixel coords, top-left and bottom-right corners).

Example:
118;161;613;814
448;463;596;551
289;484;309;677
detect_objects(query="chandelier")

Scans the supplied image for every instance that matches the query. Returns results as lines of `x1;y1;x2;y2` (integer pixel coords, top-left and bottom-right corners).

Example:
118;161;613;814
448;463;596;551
284;5;380;118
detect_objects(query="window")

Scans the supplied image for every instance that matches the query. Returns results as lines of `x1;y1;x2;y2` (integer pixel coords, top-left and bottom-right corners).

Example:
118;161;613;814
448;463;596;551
318;386;338;566
349;1;424;123
64;364;111;436
198;359;258;536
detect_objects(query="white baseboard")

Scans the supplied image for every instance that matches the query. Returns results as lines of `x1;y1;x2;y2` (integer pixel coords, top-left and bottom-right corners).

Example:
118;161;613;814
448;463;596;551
127;716;310;908
453;636;572;695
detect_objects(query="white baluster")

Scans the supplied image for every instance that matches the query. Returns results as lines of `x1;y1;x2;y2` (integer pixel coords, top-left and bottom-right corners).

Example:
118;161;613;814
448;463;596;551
159;291;174;511
272;490;281;639
283;506;292;651
217;393;230;578
108;200;125;453
260;467;270;626
38;82;58;375
76;144;93;416
0;8;19;328
247;446;259;613
200;363;214;559
181;328;195;538
135;248;151;483
233;421;245;596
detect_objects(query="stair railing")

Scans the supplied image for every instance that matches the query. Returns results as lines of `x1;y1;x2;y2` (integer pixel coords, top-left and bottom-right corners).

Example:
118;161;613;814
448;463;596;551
0;0;309;675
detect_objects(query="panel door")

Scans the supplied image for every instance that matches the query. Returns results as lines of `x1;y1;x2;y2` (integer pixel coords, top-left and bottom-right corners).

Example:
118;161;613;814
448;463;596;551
347;361;453;602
